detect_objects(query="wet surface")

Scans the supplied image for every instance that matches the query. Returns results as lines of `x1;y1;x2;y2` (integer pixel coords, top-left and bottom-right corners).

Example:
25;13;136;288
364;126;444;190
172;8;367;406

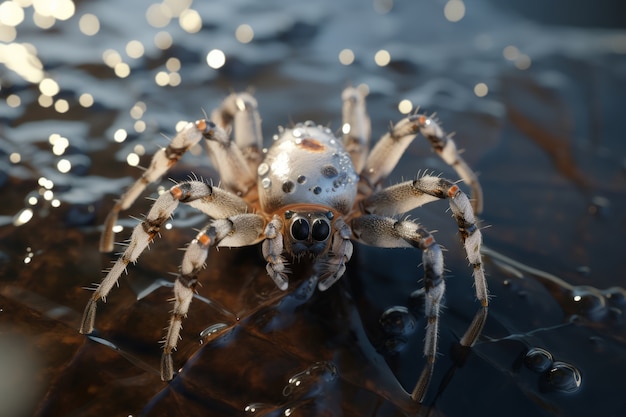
1;1;626;416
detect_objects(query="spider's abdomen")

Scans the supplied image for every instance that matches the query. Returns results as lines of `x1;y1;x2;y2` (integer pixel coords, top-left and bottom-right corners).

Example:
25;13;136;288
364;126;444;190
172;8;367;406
257;121;359;215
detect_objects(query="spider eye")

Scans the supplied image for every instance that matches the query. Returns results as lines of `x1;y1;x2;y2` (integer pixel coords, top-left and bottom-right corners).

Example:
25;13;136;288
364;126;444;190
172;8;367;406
290;218;310;241
311;218;331;241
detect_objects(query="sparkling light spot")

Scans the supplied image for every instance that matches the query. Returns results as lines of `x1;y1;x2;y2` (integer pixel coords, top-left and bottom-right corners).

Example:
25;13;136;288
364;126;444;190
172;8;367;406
130;102;146;119
43;189;54;200
114;62;130;78
79;93;93;107
474;82;488;97
126;152;140;166
51;135;69;155
38;94;53;107
103;49;122;67
155;71;169;86
146;3;171;28
54;98;69;113
33;0;75;21
14;208;33;226
57;158;71;173
7;94;21;107
179;9;201;33
154;31;173;49
342;123;351;135
503;45;519;61
235;24;254;43
39;78;60;96
48;133;61;144
0;24;17;42
133;144;145;155
398;99;413;114
125;40;144;59
38;177;54;189
165;57;181;72
134;120;146;133
206;49;225;69
28;196;38;205
168;72;181;86
9;152;22;164
0;1;25;26
51;199;61;207
374;49;391;66
338;48;355;65
33;11;55;29
444;0;465;22
113;128;127;143
164;0;192;16
10;152;21;163
79;13;100;36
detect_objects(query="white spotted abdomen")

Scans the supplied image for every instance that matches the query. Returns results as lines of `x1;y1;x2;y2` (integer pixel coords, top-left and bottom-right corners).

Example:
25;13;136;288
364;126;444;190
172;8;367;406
257;122;359;214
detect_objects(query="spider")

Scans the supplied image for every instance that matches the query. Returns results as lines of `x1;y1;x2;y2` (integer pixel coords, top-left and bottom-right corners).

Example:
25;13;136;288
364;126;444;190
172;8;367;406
79;86;488;404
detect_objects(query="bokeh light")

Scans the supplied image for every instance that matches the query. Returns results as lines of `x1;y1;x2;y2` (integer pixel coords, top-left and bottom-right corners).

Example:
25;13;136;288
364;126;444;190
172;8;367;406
444;0;465;22
474;82;488;97
154;31;173;49
113;128;127;143
125;40;145;59
33;0;75;21
179;9;201;33
79;93;94;107
0;1;25;26
397;99;413;114
374;49;391;66
235;24;254;43
79;13;100;36
338;49;355;65
206;49;226;69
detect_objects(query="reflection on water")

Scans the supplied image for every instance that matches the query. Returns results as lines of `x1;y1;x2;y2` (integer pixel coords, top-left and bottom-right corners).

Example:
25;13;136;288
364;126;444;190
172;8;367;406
1;0;625;416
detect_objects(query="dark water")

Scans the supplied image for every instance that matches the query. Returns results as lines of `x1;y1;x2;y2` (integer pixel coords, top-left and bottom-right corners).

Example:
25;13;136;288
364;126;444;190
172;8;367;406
1;1;625;416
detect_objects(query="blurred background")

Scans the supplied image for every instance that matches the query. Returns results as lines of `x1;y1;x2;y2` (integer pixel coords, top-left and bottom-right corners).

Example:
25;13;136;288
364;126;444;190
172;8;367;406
0;0;625;416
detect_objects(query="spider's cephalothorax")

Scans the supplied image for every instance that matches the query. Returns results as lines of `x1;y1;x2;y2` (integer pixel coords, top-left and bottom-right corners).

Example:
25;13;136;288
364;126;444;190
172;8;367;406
79;87;488;405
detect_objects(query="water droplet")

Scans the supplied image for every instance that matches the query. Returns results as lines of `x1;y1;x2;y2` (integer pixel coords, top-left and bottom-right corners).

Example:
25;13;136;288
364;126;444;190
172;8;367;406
292;128;302;138
540;361;582;393
261;178;272;189
257;162;269;176
570;286;608;321
379;306;417;336
282;361;337;398
312;186;322;195
244;403;274;414
199;323;229;340
297;175;306;184
524;347;553;373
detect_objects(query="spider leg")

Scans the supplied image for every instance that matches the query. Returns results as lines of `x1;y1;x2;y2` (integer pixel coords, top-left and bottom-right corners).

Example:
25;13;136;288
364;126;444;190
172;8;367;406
362;175;487;307
100;120;207;252
360;114;483;214
80;180;250;335
161;213;266;380
341;86;371;173
210;91;263;172
351;215;444;403
317;217;353;291
262;216;290;290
